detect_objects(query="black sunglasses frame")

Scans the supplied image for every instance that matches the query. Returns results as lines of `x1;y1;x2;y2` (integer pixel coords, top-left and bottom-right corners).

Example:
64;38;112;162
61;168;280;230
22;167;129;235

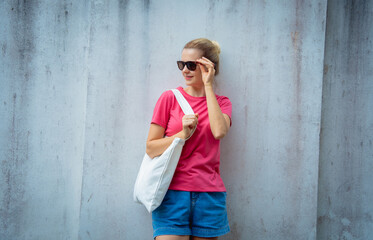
177;61;197;71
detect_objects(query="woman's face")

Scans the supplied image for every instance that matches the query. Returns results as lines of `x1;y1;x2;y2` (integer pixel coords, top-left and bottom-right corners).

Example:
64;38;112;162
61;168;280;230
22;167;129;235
180;48;204;88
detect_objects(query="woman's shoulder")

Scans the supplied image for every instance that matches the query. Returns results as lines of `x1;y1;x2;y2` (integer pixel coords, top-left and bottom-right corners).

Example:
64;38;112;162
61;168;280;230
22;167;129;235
155;88;178;105
157;87;175;97
158;86;184;98
216;93;232;104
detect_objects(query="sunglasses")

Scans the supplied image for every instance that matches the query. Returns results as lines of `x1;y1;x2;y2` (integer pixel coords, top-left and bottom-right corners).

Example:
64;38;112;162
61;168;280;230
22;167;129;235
177;61;197;71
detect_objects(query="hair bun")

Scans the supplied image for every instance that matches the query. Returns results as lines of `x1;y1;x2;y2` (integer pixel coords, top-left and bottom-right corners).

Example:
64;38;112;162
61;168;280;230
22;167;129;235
211;40;221;54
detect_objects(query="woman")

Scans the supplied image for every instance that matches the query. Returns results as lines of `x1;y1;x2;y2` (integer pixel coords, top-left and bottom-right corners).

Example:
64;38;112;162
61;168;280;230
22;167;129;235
146;38;232;240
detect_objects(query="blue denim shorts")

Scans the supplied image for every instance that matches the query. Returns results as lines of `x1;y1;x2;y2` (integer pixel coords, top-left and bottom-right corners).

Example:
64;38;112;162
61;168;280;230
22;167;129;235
152;190;230;238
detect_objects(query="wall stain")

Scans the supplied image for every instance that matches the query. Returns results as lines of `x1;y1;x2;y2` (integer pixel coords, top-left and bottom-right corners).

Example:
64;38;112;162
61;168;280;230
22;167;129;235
260;218;267;233
285;0;305;223
143;0;150;10
1;92;28;236
87;193;93;203
229;221;241;240
1;1;39;237
206;0;216;35
1;43;6;56
225;0;239;14
323;64;329;75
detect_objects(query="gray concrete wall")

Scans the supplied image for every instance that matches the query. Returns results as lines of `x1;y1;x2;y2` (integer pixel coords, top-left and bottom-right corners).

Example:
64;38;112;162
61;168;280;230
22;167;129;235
317;0;373;239
0;1;88;239
0;0;371;240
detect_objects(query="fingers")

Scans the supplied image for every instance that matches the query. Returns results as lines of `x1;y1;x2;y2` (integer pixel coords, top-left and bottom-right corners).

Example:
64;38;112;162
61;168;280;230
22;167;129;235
181;114;198;139
182;114;198;128
183;114;198;123
197;57;214;65
196;57;215;72
183;114;198;120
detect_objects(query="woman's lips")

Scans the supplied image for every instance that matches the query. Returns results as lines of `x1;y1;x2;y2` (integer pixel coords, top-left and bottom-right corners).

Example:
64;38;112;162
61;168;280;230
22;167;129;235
185;76;193;80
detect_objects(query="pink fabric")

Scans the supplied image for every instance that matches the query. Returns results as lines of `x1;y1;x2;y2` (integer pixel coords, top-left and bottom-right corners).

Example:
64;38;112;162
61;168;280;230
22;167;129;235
151;87;232;192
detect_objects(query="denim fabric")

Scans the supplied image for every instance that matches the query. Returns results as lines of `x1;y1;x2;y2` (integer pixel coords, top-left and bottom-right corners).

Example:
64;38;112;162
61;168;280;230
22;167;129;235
152;190;230;238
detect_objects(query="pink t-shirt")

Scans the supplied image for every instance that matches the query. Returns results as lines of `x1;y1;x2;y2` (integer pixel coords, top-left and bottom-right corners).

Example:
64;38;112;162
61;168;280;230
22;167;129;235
151;86;232;192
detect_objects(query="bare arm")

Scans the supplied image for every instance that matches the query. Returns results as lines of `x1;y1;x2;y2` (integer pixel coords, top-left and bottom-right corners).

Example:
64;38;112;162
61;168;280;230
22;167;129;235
205;85;231;139
146;114;198;159
146;124;185;159
197;57;231;139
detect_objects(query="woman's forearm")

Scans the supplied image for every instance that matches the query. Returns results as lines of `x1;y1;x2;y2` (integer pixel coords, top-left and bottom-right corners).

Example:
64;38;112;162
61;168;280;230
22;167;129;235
205;85;230;139
146;114;198;158
146;130;186;159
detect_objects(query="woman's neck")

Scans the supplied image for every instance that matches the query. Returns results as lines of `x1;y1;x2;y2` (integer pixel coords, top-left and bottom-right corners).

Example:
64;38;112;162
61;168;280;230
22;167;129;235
184;86;206;97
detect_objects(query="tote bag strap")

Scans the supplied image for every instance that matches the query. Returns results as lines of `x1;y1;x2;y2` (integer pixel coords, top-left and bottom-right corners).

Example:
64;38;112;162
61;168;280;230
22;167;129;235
171;89;194;115
171;89;196;140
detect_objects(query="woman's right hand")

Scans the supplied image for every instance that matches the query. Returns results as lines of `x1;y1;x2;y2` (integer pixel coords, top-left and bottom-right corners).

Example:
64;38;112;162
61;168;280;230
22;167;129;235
146;114;199;158
181;114;199;139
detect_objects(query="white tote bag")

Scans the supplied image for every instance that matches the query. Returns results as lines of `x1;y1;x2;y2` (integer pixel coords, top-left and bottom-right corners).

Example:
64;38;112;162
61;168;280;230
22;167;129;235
133;89;195;212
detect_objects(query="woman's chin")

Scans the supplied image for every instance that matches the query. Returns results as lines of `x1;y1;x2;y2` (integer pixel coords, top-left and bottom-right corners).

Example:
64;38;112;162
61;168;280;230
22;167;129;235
185;79;193;85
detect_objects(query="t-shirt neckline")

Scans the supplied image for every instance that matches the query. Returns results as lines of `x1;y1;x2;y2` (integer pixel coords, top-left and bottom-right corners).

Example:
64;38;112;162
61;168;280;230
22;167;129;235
178;86;207;99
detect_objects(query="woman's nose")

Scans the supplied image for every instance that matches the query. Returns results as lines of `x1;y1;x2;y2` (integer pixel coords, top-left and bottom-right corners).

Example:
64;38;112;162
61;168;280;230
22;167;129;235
182;65;190;73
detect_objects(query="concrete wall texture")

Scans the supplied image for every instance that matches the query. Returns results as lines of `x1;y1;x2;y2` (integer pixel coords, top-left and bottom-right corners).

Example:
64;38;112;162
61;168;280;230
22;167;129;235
317;1;373;239
0;0;371;240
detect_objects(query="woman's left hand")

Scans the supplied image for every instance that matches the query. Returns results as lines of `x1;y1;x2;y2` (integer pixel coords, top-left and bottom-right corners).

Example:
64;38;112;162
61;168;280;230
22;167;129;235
196;57;215;87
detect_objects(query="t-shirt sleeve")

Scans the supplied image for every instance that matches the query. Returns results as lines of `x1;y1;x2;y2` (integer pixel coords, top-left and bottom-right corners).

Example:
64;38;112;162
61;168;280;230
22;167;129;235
218;96;233;125
151;90;173;129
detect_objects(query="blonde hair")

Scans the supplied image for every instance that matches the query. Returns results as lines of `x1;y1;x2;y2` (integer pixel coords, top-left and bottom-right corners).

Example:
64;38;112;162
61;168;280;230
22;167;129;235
184;38;221;75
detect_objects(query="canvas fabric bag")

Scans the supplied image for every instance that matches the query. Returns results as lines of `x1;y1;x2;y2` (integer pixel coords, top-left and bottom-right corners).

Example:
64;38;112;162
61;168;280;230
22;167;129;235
133;89;195;212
